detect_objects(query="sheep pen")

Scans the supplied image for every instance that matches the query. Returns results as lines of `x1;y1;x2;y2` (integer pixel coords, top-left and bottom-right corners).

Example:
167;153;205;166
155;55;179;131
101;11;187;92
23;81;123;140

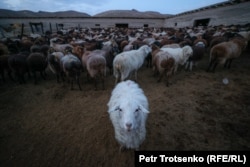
0;48;250;167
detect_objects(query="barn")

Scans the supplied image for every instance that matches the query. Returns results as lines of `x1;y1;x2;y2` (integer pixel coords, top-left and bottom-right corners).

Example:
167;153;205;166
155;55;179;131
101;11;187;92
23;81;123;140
0;0;249;37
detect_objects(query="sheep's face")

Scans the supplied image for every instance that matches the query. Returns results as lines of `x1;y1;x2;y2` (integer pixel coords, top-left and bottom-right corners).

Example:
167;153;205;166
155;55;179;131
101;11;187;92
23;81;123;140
114;101;148;132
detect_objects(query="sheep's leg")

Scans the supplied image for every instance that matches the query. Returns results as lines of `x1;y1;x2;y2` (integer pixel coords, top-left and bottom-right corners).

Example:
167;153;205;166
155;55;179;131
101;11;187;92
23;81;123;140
152;66;156;76
167;74;173;87
189;61;193;71
40;71;46;80
56;74;60;83
44;71;47;77
0;70;5;82
149;58;152;68
94;77;98;91
173;65;178;74
27;70;32;79
76;76;82;91
33;71;38;84
227;59;233;69
15;71;20;84
207;59;214;72
114;70;121;84
86;72;90;81
212;62;218;73
157;71;164;83
115;77;119;85
8;70;15;82
20;75;26;84
165;71;170;87
224;59;229;68
101;75;105;90
185;61;190;71
121;72;127;83
19;71;26;84
109;67;113;75
185;61;193;71
70;78;74;90
134;70;138;82
61;71;65;82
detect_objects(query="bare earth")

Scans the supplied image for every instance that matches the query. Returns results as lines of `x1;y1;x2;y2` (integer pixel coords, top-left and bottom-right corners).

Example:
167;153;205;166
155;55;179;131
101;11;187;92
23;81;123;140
0;50;250;167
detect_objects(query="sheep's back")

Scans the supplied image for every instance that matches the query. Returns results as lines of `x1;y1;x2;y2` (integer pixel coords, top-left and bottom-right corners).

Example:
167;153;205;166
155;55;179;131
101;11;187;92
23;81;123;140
210;42;231;64
8;53;28;72
114;50;145;70
87;54;106;77
61;55;81;70
155;51;174;72
27;53;47;71
161;47;182;62
81;51;92;68
211;41;243;61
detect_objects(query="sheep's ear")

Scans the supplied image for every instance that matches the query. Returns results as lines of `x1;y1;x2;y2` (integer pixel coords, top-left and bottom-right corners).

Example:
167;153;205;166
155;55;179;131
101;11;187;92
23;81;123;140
139;105;149;113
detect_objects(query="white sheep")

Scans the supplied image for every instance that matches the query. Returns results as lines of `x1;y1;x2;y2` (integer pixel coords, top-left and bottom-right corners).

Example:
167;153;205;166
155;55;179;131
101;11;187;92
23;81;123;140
60;49;82;90
113;45;151;84
50;38;73;52
107;80;149;150
160;45;193;73
48;51;65;82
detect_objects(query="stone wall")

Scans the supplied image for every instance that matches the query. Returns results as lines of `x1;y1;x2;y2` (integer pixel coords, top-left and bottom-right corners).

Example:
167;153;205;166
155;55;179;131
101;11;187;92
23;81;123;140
164;1;250;27
0;1;249;38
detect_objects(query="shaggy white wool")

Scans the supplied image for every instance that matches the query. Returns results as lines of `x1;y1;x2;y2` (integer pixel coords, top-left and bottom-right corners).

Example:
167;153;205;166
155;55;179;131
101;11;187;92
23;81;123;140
161;45;193;73
107;80;149;149
113;45;151;83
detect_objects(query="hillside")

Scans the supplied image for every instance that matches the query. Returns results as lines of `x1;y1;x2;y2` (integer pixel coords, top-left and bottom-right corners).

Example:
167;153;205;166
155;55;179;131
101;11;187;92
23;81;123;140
0;9;91;18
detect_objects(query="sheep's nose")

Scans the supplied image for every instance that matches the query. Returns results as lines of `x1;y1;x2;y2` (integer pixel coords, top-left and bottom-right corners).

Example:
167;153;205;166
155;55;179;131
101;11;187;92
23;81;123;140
126;123;132;129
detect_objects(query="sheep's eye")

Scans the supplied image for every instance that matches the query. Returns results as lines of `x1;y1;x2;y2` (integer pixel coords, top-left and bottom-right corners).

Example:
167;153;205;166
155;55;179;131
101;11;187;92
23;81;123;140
115;107;122;112
135;107;140;112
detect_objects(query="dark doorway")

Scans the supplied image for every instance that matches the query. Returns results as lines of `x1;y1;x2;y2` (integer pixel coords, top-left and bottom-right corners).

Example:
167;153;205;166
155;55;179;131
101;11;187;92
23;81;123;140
29;22;44;34
193;18;210;27
115;23;128;28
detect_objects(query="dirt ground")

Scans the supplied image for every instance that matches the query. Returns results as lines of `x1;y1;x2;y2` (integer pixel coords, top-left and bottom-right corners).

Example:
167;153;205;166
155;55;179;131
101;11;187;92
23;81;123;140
0;49;250;167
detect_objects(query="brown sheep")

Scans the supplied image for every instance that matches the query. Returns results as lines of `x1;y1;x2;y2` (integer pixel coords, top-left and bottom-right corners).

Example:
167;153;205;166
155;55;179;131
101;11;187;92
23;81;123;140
0;43;12;82
8;52;30;84
0;43;9;56
0;55;13;82
186;37;207;71
207;37;247;72
81;49;106;90
26;45;50;84
154;51;175;86
60;49;82;90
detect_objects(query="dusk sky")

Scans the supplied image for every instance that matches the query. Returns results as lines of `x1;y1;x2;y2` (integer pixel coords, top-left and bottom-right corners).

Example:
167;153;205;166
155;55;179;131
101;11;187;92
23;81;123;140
0;0;227;15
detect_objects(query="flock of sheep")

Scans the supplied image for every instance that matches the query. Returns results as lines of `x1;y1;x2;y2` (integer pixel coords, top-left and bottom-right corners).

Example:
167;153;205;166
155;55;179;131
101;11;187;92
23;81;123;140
0;24;249;150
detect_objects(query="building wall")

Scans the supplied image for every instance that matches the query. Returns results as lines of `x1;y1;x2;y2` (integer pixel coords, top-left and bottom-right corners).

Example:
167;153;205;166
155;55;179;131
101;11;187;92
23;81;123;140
164;1;250;28
0;1;250;38
0;17;164;36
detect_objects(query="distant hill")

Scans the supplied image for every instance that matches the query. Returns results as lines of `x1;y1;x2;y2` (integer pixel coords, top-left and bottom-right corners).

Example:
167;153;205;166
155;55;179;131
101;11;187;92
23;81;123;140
0;9;172;18
0;9;91;18
94;9;172;18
